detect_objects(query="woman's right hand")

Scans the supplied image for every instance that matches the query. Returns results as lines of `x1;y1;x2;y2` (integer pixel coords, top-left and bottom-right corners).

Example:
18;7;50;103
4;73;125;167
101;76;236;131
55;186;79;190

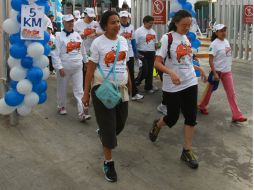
213;72;220;81
82;93;90;107
169;71;181;85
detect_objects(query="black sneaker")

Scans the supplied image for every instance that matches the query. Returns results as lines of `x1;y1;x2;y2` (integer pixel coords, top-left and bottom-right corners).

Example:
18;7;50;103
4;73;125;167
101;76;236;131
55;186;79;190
149;119;160;142
180;149;199;169
103;161;117;182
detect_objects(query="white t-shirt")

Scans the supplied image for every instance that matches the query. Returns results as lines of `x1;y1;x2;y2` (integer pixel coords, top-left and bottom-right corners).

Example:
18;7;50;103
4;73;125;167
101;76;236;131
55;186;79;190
156;32;198;92
135;26;157;52
89;35;129;85
208;38;232;72
51;31;85;70
74;20;103;54
119;24;135;58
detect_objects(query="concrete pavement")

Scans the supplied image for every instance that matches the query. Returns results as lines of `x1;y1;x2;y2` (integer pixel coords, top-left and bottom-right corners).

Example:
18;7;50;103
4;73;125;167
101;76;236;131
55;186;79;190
0;61;252;190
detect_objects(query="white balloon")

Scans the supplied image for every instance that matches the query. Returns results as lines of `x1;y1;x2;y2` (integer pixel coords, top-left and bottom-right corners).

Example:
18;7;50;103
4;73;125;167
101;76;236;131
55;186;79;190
10;65;27;81
17;103;32;116
33;55;49;68
10;10;19;20
42;67;50;80
27;42;44;58
2;18;19;34
16;79;33;95
0;98;16;115
170;2;182;12
8;56;21;68
24;92;39;107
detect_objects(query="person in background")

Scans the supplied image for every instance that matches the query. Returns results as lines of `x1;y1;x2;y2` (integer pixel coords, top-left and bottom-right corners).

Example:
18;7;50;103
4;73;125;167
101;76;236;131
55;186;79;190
198;24;247;123
119;10;144;101
48;14;58;35
47;24;56;75
73;10;81;24
82;11;131;183
74;8;104;89
51;14;91;121
149;10;207;170
135;15;158;93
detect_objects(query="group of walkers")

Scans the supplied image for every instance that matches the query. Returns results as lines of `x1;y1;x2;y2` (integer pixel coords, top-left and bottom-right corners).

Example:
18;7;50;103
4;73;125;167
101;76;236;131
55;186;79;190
47;8;247;183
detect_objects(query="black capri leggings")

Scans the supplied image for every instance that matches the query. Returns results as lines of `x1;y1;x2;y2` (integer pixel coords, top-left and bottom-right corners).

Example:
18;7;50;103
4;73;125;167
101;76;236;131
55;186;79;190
91;85;128;149
163;85;198;127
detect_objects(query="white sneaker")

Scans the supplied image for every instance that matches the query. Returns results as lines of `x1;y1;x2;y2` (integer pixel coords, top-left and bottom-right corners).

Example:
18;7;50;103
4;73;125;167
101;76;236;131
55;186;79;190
157;103;167;115
146;89;155;94
78;112;92;122
57;107;67;115
131;94;144;101
153;86;159;91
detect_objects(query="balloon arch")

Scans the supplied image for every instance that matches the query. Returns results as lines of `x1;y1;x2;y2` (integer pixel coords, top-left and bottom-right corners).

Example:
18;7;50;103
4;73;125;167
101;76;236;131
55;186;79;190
0;0;51;116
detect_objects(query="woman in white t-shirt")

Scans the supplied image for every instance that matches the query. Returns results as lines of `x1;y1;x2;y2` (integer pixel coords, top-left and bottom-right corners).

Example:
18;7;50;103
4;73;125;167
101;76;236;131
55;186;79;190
149;10;206;169
82;11;131;183
198;24;247;123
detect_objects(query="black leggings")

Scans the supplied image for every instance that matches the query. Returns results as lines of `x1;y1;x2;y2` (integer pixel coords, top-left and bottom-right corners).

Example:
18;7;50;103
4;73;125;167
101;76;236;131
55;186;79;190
91;85;128;149
127;57;138;96
163;85;198;127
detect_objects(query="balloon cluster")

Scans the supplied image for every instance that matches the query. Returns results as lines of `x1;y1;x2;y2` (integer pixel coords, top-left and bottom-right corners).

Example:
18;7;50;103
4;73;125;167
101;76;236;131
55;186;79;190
54;0;63;23
170;0;201;52
170;0;197;18
0;0;50;116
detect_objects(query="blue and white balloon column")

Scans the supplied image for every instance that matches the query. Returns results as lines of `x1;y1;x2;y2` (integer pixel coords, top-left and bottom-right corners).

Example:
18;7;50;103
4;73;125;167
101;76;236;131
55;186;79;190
0;0;50;116
170;0;201;53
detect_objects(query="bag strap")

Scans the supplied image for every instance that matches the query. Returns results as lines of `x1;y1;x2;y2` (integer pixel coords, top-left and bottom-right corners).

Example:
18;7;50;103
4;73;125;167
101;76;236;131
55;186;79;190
167;32;173;59
97;36;120;80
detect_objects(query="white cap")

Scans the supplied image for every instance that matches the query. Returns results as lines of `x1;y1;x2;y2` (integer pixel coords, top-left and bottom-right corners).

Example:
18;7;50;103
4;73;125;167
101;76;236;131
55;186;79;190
84;8;96;17
62;14;74;22
119;11;129;18
213;24;226;32
73;10;81;19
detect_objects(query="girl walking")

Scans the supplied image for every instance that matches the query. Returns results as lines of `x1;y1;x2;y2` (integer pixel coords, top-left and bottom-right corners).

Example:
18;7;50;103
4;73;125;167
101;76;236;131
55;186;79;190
149;10;206;169
198;24;247;123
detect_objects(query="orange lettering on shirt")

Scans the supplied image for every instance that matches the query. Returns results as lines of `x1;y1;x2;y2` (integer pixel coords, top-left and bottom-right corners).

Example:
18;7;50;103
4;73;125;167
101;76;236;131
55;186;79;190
176;43;192;63
104;51;126;67
66;42;81;53
146;34;155;43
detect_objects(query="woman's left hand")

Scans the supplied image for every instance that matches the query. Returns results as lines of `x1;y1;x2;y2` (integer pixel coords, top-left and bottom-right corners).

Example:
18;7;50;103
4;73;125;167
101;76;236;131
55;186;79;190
200;69;207;82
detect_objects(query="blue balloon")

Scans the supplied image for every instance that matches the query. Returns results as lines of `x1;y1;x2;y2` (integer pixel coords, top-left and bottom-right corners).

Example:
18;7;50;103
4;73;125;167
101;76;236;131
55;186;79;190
44;44;51;56
169;12;176;18
38;92;47;104
27;67;43;84
33;80;47;94
36;1;50;14
178;0;187;4
17;12;21;23
182;2;193;11
10;32;24;45
12;0;28;11
10;43;27;59
192;39;201;49
44;31;50;44
4;89;24;106
191;10;196;17
193;60;201;77
187;32;196;41
21;56;33;69
9;80;18;89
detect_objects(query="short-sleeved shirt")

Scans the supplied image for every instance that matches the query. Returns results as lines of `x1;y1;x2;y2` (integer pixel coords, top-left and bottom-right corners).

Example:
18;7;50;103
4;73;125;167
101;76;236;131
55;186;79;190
156;32;197;92
89;35;129;85
74;20;103;54
208;38;232;72
119;24;135;58
135;26;157;52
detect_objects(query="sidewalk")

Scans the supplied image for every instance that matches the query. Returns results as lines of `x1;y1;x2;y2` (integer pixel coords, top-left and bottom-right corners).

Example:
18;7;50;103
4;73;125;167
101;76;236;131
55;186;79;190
0;61;252;190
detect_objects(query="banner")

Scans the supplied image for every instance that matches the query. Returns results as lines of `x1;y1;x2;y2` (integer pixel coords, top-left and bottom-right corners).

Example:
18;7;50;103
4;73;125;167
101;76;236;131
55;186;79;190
152;0;166;24
21;4;44;40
